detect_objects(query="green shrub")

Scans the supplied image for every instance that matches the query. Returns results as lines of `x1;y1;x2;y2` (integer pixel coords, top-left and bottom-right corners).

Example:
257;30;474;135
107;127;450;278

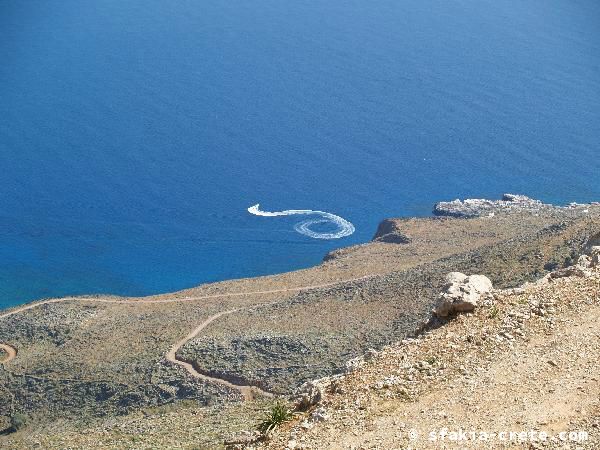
10;413;27;432
488;305;499;319
257;401;293;434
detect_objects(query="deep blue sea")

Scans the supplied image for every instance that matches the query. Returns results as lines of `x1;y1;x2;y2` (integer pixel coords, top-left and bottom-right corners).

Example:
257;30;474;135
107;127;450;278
1;0;599;308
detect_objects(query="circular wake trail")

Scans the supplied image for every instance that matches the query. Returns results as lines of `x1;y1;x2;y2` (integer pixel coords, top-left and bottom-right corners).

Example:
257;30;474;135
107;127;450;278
248;204;355;239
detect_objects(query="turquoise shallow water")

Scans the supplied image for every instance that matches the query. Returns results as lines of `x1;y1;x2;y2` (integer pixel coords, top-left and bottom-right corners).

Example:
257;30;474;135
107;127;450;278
1;0;599;308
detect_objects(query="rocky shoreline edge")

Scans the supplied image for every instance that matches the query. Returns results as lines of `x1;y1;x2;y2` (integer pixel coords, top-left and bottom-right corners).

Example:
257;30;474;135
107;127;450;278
433;193;599;218
0;193;597;318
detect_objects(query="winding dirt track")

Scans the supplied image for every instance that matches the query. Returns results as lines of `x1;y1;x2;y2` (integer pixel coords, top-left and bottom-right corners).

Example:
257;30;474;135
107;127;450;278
165;309;273;400
0;275;374;398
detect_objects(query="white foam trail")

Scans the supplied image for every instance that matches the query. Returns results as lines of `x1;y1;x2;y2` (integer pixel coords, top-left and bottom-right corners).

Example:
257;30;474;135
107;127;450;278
248;204;355;239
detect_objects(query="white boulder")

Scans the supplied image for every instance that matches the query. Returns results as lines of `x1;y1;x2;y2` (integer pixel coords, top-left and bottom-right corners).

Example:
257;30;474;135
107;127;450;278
434;272;493;317
294;376;336;411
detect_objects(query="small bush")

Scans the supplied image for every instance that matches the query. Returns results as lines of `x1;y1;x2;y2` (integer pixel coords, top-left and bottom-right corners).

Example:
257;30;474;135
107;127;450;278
257;401;293;434
10;413;27;432
488;306;499;319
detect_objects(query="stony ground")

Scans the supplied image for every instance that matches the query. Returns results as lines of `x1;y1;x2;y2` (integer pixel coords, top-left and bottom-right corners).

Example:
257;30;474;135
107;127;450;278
260;267;600;449
5;400;272;450
179;209;600;396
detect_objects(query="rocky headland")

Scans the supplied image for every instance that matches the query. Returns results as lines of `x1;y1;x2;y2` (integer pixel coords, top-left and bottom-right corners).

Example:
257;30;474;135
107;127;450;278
433;193;598;218
0;194;599;449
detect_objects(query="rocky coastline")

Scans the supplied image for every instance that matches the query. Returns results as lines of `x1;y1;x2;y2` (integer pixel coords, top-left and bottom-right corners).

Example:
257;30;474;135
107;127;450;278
433;193;598;218
1;194;599;449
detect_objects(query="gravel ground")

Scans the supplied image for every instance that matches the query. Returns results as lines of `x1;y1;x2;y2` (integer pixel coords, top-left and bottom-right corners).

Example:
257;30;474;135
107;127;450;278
260;267;600;449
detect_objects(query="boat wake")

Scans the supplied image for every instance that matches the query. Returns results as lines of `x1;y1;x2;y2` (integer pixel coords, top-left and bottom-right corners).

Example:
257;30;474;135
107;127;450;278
248;204;355;239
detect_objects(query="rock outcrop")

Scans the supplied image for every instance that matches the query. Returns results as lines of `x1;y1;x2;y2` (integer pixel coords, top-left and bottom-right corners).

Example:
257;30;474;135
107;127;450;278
372;219;412;244
294;377;334;411
433;272;493;317
433;194;545;218
551;253;596;279
433;193;595;218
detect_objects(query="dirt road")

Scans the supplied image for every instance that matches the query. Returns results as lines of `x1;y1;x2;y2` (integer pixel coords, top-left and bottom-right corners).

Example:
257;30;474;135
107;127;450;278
0;274;375;398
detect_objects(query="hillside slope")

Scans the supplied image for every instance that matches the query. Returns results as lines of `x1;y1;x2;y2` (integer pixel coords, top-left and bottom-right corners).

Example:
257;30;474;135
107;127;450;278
262;262;600;449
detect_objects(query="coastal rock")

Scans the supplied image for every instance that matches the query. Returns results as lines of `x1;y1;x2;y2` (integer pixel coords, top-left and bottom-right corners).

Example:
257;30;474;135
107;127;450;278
434;272;493;317
433;194;545;218
372;219;412;244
